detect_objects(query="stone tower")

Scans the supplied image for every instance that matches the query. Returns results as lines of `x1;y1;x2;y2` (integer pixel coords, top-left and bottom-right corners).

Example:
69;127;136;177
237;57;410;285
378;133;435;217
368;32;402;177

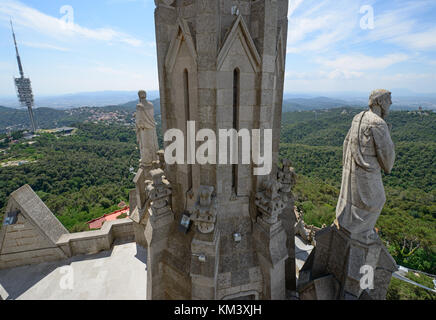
138;0;292;300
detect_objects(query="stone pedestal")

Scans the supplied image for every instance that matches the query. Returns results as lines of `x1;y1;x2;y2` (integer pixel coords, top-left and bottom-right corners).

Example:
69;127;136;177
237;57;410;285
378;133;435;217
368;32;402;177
277;159;297;291
279;205;296;291
133;168;147;210
298;224;397;300
190;229;220;300
140;169;174;300
253;177;289;300
253;218;288;300
145;209;174;299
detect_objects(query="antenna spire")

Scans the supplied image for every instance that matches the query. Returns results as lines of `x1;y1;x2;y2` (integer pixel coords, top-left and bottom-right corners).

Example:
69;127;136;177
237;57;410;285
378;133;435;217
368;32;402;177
10;19;37;133
10;19;24;78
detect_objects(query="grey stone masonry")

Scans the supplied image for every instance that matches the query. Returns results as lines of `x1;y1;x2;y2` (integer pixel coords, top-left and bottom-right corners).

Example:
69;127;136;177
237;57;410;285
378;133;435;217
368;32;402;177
144;168;174;300
298;224;397;300
0;185;69;269
148;0;291;300
1;185;135;270
277;159;297;291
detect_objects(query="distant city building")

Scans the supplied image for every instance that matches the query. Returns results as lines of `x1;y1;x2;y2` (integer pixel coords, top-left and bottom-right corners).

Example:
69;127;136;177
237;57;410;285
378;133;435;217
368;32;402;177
10;20;37;133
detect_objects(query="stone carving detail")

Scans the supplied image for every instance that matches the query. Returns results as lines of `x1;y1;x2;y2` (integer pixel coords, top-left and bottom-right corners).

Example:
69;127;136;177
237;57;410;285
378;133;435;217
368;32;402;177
155;0;174;7
335;89;395;243
136;90;159;167
191;186;217;234
277;159;297;193
277;158;297;207
145;169;172;216
255;178;286;224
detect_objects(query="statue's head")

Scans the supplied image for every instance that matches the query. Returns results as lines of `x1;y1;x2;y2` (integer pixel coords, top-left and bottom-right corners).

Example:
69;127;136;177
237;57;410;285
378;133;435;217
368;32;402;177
138;90;147;100
369;89;392;118
281;158;292;169
198;186;214;207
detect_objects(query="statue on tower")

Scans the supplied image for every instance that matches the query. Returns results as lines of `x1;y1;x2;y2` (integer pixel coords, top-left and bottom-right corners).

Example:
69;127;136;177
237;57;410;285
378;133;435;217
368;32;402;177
335;89;395;242
136;90;159;168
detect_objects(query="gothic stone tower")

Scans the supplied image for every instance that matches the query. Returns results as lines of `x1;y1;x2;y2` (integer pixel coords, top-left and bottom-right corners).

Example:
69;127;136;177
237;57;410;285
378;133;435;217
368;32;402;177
148;0;291;300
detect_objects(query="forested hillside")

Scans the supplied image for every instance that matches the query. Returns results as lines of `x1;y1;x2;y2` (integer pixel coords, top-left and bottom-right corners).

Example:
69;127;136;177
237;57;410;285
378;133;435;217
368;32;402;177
0;98;160;133
0;124;139;231
280;108;435;274
0;107;434;276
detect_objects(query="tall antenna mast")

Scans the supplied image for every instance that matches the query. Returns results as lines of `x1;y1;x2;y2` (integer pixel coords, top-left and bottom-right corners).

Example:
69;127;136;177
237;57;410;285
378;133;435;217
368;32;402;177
10;19;37;133
10;19;24;78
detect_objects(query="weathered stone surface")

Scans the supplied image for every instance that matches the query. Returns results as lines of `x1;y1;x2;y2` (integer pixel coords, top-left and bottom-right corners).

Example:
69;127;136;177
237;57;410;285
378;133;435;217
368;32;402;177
336;90;395;243
298;225;397;300
141;0;291;300
0;185;69;269
136;90;159;167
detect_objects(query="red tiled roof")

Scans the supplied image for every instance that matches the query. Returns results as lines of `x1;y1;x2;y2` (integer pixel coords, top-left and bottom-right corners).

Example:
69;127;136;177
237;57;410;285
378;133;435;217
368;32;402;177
87;207;129;230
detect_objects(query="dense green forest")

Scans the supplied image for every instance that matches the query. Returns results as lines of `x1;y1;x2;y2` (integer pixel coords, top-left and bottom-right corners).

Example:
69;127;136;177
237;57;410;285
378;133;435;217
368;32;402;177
0;123;140;231
280;108;435;274
0;107;434;298
0;98;160;133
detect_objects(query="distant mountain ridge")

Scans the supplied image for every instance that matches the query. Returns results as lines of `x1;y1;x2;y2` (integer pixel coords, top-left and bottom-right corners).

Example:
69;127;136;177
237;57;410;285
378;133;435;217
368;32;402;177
1;90;435;110
282;97;356;112
0;99;161;133
0;91;160;109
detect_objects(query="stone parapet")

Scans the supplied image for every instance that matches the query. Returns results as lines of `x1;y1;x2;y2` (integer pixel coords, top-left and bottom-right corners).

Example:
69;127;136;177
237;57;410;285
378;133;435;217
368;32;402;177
298;224;397;300
56;218;134;257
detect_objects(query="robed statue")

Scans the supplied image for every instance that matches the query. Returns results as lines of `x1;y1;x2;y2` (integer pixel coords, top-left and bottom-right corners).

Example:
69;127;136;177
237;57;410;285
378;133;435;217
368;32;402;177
335;89;395;242
136;90;159;167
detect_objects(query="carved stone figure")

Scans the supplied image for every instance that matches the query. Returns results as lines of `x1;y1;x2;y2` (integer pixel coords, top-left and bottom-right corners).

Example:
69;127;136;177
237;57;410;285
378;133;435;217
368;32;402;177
255;178;286;225
277;159;297;194
191;186;217;234
335;89;395;242
145;169;172;216
136;90;159;167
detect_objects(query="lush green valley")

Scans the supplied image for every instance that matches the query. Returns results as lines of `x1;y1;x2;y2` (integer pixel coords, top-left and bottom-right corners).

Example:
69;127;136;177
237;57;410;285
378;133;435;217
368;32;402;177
0;123;140;231
0;106;434;299
280;108;435;274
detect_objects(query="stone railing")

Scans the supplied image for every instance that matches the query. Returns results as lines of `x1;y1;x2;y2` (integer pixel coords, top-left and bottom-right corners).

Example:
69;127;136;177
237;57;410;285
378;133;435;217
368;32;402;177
56;218;134;257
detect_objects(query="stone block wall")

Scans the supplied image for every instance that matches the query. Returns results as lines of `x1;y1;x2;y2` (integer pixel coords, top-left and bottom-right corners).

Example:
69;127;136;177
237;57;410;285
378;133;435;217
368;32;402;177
56;219;134;257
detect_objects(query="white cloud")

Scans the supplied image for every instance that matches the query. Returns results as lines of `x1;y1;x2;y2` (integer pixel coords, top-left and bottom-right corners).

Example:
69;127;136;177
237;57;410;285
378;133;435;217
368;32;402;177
0;0;144;47
390;28;436;50
287;0;361;54
288;0;304;18
317;53;409;71
286;69;363;81
327;69;363;80
21;41;70;52
94;65;145;80
357;1;436;51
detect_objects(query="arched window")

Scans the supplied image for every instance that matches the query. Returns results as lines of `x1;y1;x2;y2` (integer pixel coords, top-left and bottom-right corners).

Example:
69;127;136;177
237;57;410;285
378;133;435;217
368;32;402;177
184;69;193;191
232;68;240;192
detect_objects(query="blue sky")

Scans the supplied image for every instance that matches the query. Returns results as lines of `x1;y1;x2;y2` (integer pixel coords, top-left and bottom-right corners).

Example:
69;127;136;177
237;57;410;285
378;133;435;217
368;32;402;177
0;0;435;96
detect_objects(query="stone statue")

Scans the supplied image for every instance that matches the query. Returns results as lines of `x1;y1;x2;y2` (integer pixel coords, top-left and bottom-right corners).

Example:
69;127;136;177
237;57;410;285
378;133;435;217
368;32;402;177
255;177;285;225
136;90;159;167
191;186;217;234
277;159;297;193
335;89;395;242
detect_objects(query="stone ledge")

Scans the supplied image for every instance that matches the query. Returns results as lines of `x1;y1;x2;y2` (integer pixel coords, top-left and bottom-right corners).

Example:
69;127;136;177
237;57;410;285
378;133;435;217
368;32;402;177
56;219;134;257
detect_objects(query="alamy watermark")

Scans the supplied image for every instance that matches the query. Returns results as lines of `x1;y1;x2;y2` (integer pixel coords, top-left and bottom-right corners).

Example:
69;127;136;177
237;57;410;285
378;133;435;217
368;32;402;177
59;265;74;290
59;5;74;30
360;264;375;290
360;5;375;30
164;121;272;176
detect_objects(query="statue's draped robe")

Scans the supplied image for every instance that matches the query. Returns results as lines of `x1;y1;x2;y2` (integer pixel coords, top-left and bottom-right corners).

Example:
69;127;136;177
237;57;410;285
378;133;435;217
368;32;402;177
136;101;159;165
336;111;395;238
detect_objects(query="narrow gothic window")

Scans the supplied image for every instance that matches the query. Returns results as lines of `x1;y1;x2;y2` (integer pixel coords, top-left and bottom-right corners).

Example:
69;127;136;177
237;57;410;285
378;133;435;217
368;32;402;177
184;69;193;191
232;68;240;191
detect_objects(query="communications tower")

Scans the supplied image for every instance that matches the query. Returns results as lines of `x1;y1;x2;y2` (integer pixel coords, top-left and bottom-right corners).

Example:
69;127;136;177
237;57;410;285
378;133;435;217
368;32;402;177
10;20;37;133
